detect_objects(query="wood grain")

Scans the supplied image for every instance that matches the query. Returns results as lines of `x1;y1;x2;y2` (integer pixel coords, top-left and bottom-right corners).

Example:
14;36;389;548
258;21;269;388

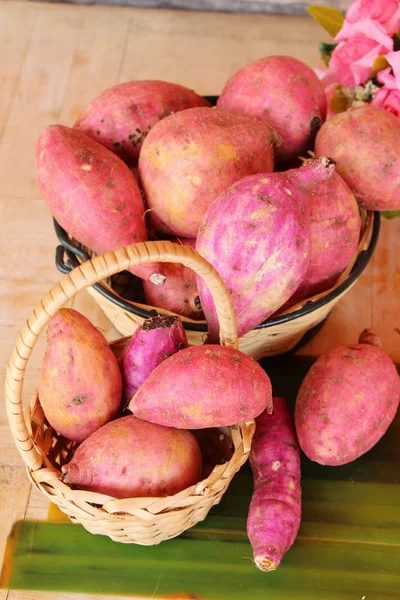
0;2;399;599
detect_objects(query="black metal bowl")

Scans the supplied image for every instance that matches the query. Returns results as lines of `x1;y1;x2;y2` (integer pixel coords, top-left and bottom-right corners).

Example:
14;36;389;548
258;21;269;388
54;212;380;335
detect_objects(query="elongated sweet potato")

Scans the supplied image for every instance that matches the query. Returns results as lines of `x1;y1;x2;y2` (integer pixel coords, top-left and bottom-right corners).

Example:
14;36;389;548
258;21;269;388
247;397;301;571
121;314;188;404
139;106;277;237
36;125;164;284
196;157;335;340
75;80;210;165
129;344;273;428
62;415;202;498
295;329;400;465
284;166;361;305
38;309;122;442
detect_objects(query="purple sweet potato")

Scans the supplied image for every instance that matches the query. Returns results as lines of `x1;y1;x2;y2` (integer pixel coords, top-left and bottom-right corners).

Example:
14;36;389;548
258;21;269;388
143;237;203;320
38;309;122;442
129;344;273;428
138;106;277;237
36;125;164;285
284;166;361;305
121;314;188;404
62;415;202;498
315;105;400;211
295;329;400;466
218;55;326;161
196;156;335;341
247;397;301;571
75;80;210;165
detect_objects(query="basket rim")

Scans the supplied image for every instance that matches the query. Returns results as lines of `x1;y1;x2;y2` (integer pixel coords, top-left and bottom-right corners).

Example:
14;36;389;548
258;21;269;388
53;211;380;332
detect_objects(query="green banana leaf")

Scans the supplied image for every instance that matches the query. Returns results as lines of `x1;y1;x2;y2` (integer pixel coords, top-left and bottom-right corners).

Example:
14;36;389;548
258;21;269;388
1;357;399;598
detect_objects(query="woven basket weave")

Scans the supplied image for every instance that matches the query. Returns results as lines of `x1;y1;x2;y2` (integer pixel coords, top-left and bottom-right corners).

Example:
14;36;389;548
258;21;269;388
6;241;255;545
55;210;378;360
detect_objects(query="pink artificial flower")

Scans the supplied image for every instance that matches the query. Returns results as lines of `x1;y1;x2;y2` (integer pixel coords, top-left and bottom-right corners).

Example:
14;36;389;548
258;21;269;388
330;20;393;87
313;66;338;87
371;52;400;117
377;51;400;88
372;86;400;116
346;0;400;36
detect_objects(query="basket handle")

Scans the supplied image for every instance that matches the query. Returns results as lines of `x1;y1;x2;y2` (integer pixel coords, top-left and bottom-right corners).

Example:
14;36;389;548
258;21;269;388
5;241;238;471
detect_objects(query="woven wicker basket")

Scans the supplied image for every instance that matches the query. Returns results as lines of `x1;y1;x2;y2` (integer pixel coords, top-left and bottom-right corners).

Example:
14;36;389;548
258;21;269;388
6;241;255;545
55;210;380;360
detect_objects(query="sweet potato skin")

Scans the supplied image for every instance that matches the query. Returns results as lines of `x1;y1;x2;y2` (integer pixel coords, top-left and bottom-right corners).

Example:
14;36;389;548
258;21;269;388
315;105;400;210
121;315;188;404
38;309;122;442
143;237;203;319
285;169;361;305
75;80;210;165
61;415;202;498
196;157;335;340
247;397;301;571
36;124;162;282
218;55;326;161
138;106;276;237
295;331;400;465
129;344;273;428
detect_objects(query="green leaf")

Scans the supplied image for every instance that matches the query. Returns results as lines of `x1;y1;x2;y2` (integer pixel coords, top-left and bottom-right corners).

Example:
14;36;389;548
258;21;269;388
307;5;345;38
318;41;337;66
382;210;400;220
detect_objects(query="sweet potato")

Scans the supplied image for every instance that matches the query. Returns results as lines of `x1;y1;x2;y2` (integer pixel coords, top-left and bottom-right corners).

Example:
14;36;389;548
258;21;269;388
284;166;361;305
196;156;335;340
295;329;400;466
75;80;210;165
62;415;202;498
121;314;188;404
129;344;273;428
38;309;122;442
315;105;400;211
217;55;326;161
247;397;301;571
138;106;277;237
143;237;203;319
36;125;164;284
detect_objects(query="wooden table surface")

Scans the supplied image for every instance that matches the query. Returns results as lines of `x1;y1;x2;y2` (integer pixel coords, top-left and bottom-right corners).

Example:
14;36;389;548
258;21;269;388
0;1;399;599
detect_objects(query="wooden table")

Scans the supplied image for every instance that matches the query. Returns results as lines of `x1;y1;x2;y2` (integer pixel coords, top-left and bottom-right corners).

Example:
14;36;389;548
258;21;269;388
0;2;399;599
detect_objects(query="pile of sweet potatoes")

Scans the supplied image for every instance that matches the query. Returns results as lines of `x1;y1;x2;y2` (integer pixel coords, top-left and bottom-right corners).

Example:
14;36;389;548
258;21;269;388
36;54;400;339
35;55;400;569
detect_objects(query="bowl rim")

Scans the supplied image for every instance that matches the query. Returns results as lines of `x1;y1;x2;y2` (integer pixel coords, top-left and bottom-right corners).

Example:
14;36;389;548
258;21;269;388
54;210;380;333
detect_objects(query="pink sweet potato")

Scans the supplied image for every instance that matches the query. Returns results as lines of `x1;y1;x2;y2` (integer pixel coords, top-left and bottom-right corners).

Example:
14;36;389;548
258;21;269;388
247;397;301;571
121;314;188;404
196;156;335;340
217;55;326;161
315;105;400;211
62;415;202;498
129;344;273;428
284;166;361;305
143;237;203;319
295;329;400;466
138;106;277;237
38;309;122;442
75;80;210;165
36;125;164;284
